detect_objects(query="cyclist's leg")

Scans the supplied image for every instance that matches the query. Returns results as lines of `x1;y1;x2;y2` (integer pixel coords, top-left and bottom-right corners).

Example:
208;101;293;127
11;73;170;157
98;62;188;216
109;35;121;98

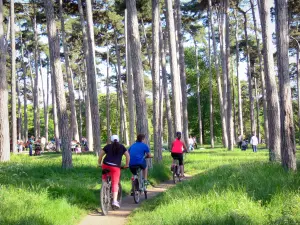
110;166;121;203
141;162;148;181
178;154;184;176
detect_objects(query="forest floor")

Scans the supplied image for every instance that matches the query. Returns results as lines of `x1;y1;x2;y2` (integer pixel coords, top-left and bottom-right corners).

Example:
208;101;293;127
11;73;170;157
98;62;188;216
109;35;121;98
1;147;300;225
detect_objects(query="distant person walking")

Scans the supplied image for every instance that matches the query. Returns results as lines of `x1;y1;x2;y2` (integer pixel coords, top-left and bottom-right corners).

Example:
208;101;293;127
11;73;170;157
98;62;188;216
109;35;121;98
237;134;243;149
28;136;35;156
250;133;258;153
41;136;46;153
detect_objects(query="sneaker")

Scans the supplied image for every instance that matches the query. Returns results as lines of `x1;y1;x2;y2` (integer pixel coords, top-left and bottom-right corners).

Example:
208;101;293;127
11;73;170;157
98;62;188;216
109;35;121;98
144;179;150;185
112;201;120;209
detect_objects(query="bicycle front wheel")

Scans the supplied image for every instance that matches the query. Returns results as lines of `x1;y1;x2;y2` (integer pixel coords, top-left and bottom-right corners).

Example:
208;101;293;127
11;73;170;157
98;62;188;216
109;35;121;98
100;182;110;216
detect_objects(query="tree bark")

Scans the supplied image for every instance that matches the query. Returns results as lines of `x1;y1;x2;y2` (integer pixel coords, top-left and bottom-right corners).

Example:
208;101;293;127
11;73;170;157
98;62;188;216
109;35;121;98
51;71;60;152
234;9;244;138
195;42;203;145
59;0;79;141
39;52;48;142
33;8;40;139
255;77;260;142
0;0;10;161
250;0;269;147
207;6;214;148
11;0;17;153
45;62;49;143
209;0;227;147
78;76;83;141
297;48;300;142
141;18;152;71
151;0;162;162
165;0;182;134
225;0;233;150
21;43;28;142
106;45;111;142
17;73;22;141
259;0;281;161
175;0;189;146
160;26;174;150
126;0;149;142
237;6;255;137
115;31;129;145
125;9;135;145
44;0;72;168
85;0;101;155
275;0;296;171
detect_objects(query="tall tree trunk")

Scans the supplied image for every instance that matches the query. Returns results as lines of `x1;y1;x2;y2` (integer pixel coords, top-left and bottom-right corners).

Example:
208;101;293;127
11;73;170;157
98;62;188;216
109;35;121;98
297;48;300;142
0;0;10;161
250;0;269;147
218;7;228;148
259;0;281;161
237;7;255;137
175;0;189;146
78;0;93;150
51;70;60;152
33;9;40;139
78;76;83;141
85;0;101;155
11;0;17;153
125;9;135;145
165;0;182;134
45;62;49;142
17;75;22;141
59;0;79;141
255;77;260;142
208;6;214;148
225;0;233;150
152;0;162;162
115;31;129;146
275;0;296;171
141;18;152;71
106;45;111;142
44;0;72;168
195;42;203;145
39;52;48;141
126;0;149;142
234;9;243;138
160;26;174;150
209;0;227;147
21;43;28;142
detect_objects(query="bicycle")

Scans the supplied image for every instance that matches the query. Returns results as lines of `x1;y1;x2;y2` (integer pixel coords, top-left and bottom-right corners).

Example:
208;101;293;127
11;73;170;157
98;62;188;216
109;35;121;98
171;159;181;184
130;156;152;204
100;167;126;216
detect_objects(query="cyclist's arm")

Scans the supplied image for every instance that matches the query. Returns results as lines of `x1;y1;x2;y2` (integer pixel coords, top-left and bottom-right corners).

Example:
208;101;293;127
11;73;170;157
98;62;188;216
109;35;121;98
98;150;105;166
124;151;130;167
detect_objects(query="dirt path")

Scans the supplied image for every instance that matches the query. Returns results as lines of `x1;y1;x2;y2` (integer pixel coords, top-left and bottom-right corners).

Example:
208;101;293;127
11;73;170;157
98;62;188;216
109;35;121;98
79;176;191;225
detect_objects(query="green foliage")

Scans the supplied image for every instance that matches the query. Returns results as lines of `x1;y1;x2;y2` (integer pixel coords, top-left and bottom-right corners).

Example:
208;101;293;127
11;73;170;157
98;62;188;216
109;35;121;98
127;149;300;225
0;152;171;225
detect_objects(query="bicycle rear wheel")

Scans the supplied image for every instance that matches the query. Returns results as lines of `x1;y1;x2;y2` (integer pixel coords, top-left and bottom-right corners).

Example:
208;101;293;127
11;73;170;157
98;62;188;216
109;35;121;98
100;182;110;216
133;179;140;203
173;165;177;184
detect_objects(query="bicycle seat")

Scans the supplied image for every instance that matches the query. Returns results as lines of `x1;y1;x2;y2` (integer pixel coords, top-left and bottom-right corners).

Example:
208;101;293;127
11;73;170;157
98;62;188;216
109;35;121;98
102;169;110;175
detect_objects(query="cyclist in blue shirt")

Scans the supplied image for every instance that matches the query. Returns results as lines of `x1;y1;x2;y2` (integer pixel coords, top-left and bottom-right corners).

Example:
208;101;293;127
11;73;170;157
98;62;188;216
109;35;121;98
129;134;152;184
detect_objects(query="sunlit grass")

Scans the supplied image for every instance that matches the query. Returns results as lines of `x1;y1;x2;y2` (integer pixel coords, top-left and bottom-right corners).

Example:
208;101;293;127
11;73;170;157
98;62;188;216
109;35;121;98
127;148;300;225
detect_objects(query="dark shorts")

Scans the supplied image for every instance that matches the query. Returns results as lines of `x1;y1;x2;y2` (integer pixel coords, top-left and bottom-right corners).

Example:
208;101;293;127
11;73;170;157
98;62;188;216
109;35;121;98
129;162;147;175
171;153;183;166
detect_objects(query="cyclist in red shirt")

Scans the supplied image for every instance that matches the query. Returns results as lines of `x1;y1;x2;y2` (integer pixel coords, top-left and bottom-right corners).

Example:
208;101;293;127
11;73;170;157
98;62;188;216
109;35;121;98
171;132;187;177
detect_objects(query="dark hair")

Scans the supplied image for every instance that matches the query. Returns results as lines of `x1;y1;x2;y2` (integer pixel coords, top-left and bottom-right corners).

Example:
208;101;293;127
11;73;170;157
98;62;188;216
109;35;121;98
112;140;121;156
137;134;145;142
176;132;182;140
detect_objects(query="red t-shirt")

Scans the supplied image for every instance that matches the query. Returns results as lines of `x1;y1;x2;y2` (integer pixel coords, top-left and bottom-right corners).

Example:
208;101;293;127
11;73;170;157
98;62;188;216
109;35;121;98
171;139;184;153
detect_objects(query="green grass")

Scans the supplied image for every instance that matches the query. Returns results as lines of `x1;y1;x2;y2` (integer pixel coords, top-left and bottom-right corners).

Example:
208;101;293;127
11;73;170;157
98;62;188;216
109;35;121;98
127;148;300;225
0;152;170;225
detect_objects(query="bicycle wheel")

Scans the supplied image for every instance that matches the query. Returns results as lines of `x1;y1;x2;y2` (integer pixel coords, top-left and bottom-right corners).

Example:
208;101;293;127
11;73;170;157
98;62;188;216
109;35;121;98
117;183;122;206
133;179;140;204
100;181;110;216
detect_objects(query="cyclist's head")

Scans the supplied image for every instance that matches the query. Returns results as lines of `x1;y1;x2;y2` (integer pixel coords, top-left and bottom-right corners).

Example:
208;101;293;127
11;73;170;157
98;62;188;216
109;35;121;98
176;132;182;140
137;134;146;142
111;135;119;143
111;135;120;156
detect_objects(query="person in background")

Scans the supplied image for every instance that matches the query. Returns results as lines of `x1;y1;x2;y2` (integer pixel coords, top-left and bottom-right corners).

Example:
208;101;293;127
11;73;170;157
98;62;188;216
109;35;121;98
171;132;188;177
40;136;46;153
188;136;194;152
250;133;258;153
237;134;243;149
28;136;35;156
75;144;82;154
193;137;197;149
17;140;23;153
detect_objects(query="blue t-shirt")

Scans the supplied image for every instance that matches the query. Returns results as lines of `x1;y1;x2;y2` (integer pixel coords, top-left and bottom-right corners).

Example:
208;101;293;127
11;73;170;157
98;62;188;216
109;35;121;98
129;142;150;166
